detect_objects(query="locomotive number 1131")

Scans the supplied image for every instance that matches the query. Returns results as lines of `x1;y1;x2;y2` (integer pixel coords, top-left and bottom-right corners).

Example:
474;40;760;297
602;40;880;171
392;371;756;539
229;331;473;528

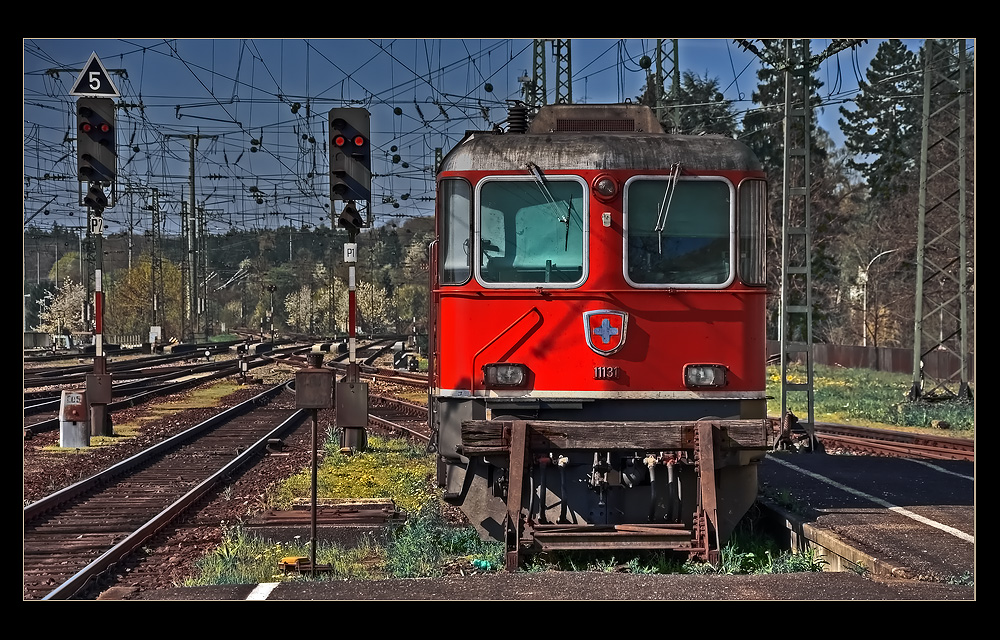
594;366;619;380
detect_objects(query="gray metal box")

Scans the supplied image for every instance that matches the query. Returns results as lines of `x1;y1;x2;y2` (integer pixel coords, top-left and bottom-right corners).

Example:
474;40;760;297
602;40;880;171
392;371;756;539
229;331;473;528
295;368;333;409
86;373;113;405
336;381;368;427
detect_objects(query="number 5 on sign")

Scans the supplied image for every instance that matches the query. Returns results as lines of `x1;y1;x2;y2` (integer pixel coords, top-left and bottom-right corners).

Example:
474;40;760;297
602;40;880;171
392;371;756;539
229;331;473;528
89;216;105;235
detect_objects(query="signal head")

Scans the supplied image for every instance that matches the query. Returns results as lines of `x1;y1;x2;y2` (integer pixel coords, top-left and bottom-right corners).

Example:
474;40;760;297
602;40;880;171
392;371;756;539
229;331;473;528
338;201;364;233
83;183;109;211
76;97;117;184
328;107;372;205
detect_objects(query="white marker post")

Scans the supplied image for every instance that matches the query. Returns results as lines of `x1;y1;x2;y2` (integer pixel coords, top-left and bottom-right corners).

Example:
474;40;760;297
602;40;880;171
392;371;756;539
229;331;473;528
345;241;357;366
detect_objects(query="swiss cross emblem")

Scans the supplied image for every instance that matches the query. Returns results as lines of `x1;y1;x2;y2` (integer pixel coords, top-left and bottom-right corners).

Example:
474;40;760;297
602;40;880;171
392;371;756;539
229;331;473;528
583;310;628;356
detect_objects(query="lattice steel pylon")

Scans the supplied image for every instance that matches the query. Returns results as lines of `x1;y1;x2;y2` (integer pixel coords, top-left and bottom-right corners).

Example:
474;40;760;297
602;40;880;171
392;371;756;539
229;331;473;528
653;39;680;132
779;39;817;448
522;40;547;110
910;39;974;401
552;39;572;104
522;39;572;109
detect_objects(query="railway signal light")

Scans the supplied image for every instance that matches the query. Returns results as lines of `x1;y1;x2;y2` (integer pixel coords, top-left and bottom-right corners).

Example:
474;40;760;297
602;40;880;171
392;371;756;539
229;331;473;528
329;107;371;205
77;97;117;183
83;183;108;211
338;201;364;235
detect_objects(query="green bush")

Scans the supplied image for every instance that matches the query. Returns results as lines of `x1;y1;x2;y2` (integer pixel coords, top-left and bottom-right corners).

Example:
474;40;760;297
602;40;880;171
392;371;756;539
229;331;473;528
384;506;504;577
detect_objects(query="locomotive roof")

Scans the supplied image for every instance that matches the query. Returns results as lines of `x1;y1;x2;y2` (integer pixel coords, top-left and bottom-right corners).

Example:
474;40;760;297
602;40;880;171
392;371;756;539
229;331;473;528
438;130;762;174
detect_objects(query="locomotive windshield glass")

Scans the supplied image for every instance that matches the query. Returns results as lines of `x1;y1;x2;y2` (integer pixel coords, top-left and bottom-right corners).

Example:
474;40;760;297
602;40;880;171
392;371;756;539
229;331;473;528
478;177;586;286
439;178;472;284
625;177;733;286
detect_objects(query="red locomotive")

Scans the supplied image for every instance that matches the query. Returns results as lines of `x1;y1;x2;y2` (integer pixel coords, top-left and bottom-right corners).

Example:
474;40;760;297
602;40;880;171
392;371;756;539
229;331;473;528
428;103;770;569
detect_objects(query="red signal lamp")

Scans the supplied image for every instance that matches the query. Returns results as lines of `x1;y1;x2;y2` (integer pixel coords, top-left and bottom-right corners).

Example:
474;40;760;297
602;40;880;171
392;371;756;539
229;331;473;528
334;134;365;148
79;121;111;135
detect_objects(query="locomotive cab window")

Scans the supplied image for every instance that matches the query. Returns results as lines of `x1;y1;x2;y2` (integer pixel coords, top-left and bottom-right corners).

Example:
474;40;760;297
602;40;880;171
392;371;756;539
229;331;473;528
624;177;734;287
738;179;767;286
477;177;586;287
439;178;472;285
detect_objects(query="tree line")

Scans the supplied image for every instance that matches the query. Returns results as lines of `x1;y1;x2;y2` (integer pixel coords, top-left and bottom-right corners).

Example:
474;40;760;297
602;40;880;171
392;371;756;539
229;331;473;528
25;216;434;344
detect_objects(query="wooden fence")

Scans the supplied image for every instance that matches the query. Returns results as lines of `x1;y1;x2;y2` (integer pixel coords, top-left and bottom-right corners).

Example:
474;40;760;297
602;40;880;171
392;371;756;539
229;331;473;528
767;340;975;381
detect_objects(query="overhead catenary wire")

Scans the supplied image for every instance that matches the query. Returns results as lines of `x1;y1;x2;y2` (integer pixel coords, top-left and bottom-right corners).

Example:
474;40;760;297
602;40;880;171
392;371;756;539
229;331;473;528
24;39;937;236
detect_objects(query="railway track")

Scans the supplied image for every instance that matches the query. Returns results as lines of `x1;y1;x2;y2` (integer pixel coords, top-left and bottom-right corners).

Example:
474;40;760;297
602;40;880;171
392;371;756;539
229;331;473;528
368;394;431;442
358;370;974;463
23;384;308;600
23;344;315;436
812;422;974;461
23;348;234;387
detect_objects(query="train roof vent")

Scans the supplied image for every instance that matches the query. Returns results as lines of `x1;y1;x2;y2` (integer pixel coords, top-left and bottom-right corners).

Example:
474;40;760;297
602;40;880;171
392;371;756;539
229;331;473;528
528;104;664;134
556;118;635;132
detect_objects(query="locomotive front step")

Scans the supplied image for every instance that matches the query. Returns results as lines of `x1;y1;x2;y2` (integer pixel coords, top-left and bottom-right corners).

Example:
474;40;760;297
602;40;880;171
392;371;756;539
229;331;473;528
528;523;696;551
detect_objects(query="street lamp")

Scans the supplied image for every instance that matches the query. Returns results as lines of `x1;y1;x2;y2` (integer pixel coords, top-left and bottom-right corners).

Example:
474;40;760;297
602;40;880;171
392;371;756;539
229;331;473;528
860;249;899;347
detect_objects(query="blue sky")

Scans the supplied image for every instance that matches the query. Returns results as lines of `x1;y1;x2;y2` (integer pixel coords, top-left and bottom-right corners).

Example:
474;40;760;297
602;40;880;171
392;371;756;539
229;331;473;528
24;38;932;235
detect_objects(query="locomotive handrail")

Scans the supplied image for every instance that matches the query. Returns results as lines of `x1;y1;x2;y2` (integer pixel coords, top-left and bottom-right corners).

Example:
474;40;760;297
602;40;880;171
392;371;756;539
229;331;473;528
470;306;543;395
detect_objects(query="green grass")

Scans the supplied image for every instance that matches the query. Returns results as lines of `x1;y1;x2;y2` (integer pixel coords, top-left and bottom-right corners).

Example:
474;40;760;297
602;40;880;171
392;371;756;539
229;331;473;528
269;429;437;515
183;523;391;584
767;363;974;434
521;528;827;576
184;431;506;586
383;506;504;578
711;533;828;575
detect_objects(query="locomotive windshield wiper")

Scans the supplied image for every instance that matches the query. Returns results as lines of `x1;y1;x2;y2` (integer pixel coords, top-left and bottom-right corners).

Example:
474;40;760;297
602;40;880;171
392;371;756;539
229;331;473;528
653;163;682;253
526;162;573;250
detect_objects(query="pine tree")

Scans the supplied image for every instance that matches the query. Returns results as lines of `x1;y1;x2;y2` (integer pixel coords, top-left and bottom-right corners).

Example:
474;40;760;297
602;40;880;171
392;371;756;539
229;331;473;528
838;39;921;203
741;40;829;173
739;40;835;339
667;71;739;136
638;70;738;137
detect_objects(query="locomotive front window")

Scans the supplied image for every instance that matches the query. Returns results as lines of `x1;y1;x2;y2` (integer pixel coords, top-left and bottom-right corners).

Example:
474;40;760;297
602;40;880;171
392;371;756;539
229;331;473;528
478;177;586;286
624;177;733;287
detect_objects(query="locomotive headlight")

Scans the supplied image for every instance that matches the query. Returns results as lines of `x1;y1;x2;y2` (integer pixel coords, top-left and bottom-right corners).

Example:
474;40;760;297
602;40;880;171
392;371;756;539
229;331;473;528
593;174;618;201
684;364;728;388
483;362;528;387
